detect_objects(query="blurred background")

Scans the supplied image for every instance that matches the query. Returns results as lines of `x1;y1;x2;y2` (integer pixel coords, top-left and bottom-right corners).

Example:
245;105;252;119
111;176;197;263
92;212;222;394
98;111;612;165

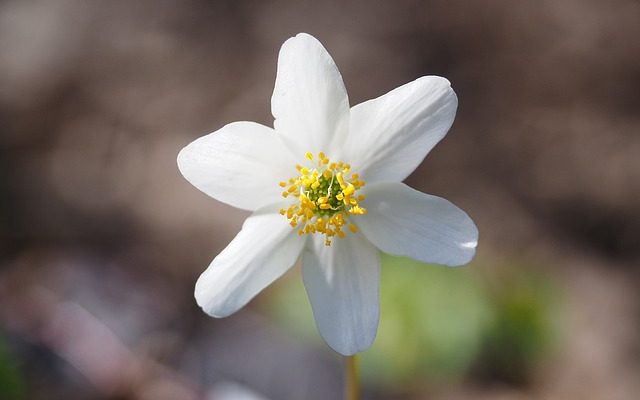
1;0;639;399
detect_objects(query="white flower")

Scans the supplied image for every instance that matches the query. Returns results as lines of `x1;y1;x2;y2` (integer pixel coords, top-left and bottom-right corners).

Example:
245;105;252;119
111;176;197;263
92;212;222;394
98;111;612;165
177;33;478;355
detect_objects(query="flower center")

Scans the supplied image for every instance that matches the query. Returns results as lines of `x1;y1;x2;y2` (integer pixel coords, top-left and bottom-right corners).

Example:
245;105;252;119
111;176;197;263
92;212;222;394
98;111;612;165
279;152;367;246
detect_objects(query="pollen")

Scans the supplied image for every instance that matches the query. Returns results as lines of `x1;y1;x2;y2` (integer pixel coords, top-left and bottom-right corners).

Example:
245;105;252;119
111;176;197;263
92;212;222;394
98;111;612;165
280;152;366;246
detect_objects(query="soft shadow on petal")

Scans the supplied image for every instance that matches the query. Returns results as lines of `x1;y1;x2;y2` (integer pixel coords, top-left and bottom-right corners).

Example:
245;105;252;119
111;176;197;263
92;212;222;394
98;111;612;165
343;76;457;183
177;121;297;211
302;234;380;355
357;182;478;266
271;33;350;156
195;205;305;317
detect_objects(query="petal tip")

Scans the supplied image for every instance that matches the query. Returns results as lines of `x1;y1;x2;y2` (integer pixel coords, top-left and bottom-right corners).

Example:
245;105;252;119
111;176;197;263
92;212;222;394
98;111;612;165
444;236;479;267
417;74;452;88
176;144;190;177
446;219;479;267
193;270;237;318
292;32;319;43
280;32;319;52
194;276;220;318
324;332;377;356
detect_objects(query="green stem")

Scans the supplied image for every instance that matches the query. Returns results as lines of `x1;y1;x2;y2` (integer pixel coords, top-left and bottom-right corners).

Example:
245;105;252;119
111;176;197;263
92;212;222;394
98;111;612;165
344;355;360;400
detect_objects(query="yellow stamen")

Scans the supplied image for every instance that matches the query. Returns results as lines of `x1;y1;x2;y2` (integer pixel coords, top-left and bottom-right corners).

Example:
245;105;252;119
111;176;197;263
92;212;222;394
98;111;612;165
343;184;355;196
280;152;367;245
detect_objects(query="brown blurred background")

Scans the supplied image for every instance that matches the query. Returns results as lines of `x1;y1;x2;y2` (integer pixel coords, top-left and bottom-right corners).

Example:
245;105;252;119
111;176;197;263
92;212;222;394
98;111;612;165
1;1;639;399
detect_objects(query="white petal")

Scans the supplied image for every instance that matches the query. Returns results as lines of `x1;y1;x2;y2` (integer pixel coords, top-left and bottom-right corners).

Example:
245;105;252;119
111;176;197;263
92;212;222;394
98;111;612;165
177;121;297;211
302;234;380;355
271;33;350;156
343;76;457;183
195;206;305;317
357;182;478;266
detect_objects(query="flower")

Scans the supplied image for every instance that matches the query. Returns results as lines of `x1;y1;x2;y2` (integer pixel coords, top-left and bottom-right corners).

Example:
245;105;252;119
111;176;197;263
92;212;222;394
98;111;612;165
177;33;478;355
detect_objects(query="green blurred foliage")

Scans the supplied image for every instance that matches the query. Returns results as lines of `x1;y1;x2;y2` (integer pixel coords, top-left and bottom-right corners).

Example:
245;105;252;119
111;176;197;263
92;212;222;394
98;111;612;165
361;255;491;387
474;268;561;384
0;333;26;400
268;255;560;389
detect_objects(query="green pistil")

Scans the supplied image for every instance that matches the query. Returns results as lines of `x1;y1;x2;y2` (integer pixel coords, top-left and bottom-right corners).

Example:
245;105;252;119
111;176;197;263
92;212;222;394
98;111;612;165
305;173;345;216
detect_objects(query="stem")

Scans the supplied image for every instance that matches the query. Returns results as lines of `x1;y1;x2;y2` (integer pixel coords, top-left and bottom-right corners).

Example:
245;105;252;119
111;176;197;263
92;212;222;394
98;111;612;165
344;355;360;400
